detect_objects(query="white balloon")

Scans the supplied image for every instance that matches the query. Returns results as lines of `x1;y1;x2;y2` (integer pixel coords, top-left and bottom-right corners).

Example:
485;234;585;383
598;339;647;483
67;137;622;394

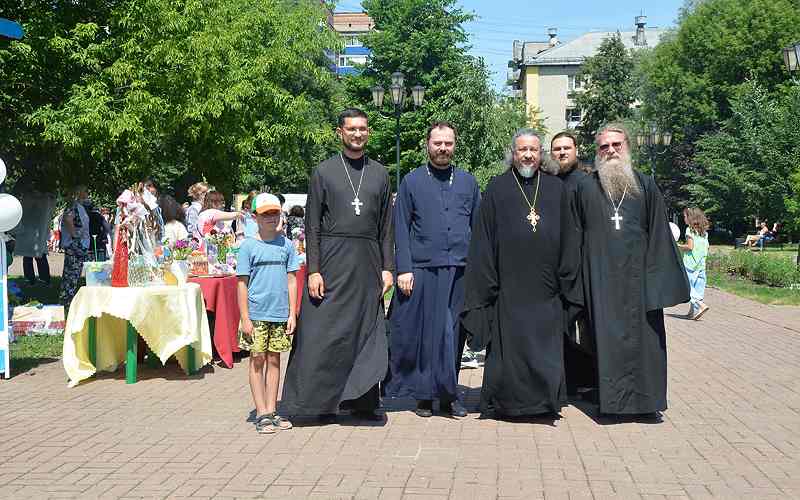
0;193;22;232
669;222;681;242
0;157;5;185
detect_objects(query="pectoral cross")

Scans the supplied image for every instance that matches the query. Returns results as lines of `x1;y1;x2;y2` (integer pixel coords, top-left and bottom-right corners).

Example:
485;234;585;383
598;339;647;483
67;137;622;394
351;197;363;216
527;207;541;232
611;210;623;230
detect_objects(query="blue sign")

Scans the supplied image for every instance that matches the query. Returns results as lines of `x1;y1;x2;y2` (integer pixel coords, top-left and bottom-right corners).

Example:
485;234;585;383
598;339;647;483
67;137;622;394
0;18;24;40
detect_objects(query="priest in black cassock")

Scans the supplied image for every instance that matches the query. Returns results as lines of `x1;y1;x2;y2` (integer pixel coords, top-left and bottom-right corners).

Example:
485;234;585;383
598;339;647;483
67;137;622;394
549;131;597;398
461;129;582;418
281;108;394;422
573;123;689;417
384;122;480;418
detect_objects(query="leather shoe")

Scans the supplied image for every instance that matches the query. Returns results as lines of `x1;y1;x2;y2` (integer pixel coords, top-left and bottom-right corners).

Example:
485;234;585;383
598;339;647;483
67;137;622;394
415;400;433;418
442;400;468;418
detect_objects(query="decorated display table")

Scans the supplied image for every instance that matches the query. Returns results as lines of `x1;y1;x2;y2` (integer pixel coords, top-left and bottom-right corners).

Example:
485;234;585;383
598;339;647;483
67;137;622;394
187;275;240;368
62;283;212;387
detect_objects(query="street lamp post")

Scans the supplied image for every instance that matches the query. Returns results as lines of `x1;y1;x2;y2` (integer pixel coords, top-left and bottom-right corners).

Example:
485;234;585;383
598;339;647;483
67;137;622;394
636;124;672;181
782;41;800;265
371;72;425;193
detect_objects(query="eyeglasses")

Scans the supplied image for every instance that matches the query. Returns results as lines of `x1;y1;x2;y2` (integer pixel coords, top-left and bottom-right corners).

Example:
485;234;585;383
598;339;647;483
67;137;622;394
342;126;368;135
598;142;626;153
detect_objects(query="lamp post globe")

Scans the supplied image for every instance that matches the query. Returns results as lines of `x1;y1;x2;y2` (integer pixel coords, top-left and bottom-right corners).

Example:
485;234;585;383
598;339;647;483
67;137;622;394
371;85;385;108
411;85;425;108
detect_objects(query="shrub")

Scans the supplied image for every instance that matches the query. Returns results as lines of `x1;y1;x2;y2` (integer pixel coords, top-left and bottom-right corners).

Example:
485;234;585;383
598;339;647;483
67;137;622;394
707;251;800;288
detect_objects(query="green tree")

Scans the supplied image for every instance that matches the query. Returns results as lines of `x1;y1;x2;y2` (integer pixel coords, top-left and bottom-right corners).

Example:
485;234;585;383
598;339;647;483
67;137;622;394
344;0;529;188
640;0;800;144
0;0;121;192
574;33;637;153
687;80;800;235
8;0;341;198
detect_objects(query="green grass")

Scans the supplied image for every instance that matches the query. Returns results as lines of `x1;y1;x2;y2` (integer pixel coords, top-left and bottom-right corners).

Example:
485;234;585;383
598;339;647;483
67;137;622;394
9;334;64;375
708;268;800;306
711;244;799;262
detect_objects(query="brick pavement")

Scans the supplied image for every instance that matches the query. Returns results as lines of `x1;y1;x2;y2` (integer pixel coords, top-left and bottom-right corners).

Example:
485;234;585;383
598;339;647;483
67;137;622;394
1;287;799;499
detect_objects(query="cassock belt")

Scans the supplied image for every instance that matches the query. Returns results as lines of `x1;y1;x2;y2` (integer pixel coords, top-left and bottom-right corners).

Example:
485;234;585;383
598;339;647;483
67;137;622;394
320;232;378;242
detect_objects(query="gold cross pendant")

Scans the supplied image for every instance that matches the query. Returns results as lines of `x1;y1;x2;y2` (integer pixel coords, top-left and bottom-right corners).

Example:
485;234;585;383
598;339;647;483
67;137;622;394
527;207;540;232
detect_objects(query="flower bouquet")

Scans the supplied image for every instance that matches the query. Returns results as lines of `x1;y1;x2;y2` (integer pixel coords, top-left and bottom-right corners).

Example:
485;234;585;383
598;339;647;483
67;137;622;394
170;238;195;261
205;230;236;275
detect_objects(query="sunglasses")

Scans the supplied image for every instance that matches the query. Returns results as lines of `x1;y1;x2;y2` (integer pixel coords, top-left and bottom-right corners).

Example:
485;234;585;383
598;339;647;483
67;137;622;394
598;142;625;153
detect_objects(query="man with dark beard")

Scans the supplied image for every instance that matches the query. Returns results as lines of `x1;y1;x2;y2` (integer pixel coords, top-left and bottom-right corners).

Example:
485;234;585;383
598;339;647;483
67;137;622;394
549;132;596;399
281;108;394;422
385;122;480;418
573;123;689;418
461;129;581;419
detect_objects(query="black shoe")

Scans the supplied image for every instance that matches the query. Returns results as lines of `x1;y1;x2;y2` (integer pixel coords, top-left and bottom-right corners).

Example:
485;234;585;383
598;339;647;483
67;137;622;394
442;400;468;418
580;388;599;404
352;410;384;422
317;413;338;425
415;400;433;418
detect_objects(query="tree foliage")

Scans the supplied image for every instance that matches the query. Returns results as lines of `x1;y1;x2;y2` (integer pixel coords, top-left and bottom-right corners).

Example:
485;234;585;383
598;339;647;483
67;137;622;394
687;81;800;234
3;0;341;198
0;0;121;192
640;0;800;144
574;33;637;153
346;0;529;188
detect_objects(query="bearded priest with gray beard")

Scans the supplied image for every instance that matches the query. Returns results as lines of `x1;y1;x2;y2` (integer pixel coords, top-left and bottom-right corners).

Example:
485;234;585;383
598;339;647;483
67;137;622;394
573;123;689;418
461;129;582;419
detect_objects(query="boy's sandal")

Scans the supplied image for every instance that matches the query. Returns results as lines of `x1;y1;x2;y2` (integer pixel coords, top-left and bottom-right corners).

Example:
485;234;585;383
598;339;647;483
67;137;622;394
267;413;293;430
255;415;277;434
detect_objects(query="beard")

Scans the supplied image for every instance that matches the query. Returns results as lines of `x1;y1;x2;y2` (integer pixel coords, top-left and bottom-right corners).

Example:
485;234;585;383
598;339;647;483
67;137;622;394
429;151;452;168
516;165;536;178
539;156;560;175
596;151;641;200
558;157;577;175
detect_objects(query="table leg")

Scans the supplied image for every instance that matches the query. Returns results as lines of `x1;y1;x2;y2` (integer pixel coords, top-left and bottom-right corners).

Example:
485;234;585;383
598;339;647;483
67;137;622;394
126;322;137;384
186;344;196;375
88;317;97;368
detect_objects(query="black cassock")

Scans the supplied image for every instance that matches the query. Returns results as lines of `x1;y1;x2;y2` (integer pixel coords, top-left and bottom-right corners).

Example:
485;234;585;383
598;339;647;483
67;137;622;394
558;168;597;393
281;154;394;416
574;170;689;415
461;169;581;417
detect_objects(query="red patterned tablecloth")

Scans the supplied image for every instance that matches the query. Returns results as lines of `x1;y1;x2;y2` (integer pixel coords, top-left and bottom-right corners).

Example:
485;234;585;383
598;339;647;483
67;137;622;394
189;266;305;366
188;275;240;368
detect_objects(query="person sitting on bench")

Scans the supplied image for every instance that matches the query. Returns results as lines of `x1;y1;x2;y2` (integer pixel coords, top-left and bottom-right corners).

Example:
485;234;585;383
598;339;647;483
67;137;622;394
744;222;769;248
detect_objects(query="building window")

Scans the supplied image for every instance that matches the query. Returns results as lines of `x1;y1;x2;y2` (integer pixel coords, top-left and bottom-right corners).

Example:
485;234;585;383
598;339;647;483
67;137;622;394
339;56;351;67
568;74;584;91
344;35;362;47
565;108;581;123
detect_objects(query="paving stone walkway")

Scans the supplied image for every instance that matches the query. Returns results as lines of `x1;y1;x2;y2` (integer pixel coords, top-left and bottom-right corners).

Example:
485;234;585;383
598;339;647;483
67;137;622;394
1;287;799;499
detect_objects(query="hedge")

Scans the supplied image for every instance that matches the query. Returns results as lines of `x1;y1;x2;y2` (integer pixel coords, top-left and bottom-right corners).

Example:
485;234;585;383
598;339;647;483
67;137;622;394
707;251;800;288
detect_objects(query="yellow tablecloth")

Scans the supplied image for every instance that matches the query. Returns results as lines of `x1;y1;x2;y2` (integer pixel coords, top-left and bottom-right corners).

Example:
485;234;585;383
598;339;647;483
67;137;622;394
63;284;213;386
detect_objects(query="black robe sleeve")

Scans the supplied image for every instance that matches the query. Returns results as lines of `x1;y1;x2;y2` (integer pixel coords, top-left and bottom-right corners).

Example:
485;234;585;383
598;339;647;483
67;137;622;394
305;167;325;275
641;173;690;311
459;185;499;352
558;185;583;311
378;170;395;272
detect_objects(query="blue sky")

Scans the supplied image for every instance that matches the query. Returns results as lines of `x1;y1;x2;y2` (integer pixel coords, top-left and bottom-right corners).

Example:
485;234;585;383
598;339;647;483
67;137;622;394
334;0;687;90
